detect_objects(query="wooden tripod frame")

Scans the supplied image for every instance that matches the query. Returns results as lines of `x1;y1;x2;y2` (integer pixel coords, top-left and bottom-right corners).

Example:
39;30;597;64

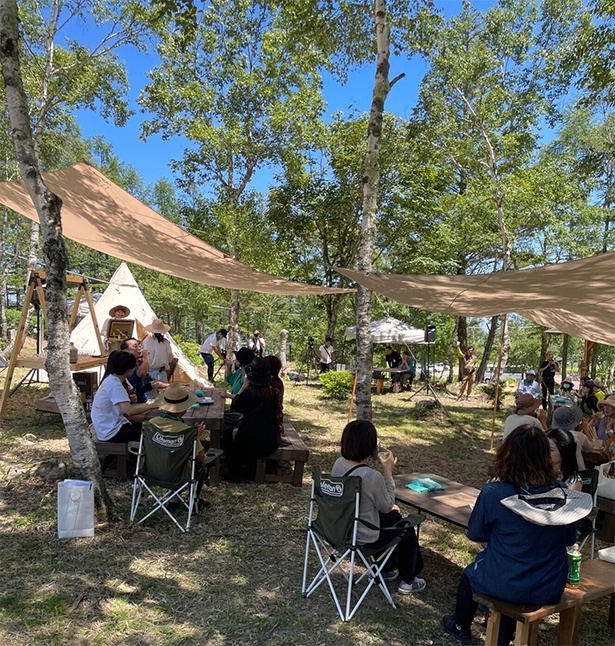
0;270;106;420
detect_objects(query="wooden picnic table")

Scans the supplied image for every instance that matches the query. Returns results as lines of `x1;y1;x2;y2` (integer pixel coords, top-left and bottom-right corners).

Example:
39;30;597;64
179;387;226;485
394;473;481;529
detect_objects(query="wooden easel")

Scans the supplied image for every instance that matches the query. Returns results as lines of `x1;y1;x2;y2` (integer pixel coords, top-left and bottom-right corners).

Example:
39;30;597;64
0;270;106;420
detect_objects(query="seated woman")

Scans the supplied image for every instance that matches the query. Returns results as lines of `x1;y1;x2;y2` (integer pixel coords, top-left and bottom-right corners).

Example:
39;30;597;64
503;393;546;439
225;347;254;396
224;357;279;481
442;425;579;645
91;351;158;443
265;354;289;446
589;394;615;445
547;427;583;490
331;420;426;594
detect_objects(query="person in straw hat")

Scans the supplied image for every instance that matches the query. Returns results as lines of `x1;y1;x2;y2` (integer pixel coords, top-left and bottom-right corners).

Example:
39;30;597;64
442;424;590;646
142;318;178;395
150;383;211;510
503;393;547;439
590;394;615;445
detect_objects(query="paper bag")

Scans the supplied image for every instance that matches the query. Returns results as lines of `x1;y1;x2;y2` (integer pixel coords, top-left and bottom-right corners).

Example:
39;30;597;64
596;461;615;501
57;479;95;538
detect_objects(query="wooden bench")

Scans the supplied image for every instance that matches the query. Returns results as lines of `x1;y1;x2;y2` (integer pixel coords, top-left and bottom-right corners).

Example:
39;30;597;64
473;558;615;646
597;495;615;542
90;424;128;480
254;424;309;487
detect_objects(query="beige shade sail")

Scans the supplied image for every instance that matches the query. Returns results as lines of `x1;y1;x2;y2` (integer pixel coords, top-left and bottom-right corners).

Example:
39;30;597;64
335;252;615;346
0;162;351;296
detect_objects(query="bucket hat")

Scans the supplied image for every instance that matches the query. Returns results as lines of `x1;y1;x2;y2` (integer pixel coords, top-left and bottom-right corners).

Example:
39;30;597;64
552;405;583;431
515;393;541;416
501;486;592;526
155;383;197;413
234;347;255;367
245;357;271;387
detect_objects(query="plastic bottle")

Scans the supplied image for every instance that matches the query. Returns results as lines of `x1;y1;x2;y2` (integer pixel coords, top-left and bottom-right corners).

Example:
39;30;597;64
566;543;581;589
69;342;78;363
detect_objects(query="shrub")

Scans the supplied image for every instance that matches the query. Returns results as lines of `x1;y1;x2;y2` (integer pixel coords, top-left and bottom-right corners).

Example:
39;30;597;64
176;337;202;366
319;370;354;400
480;381;507;409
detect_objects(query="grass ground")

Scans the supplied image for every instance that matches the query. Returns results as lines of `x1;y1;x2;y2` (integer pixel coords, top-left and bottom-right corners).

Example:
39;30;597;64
0;370;612;645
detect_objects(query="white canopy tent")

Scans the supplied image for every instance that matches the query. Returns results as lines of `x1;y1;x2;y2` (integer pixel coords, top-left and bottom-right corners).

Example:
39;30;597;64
345;317;426;345
71;263;204;386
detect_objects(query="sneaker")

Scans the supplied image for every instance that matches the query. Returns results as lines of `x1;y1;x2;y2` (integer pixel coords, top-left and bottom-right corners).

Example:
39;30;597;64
381;568;399;582
442;615;472;645
397;577;426;594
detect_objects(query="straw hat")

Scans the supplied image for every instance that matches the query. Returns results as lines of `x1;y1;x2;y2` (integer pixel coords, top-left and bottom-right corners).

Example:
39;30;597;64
109;304;130;318
515;393;541;416
155;383;197;413
145;318;171;334
245;357;271;387
598;395;615;411
552;405;583;431
501;487;592;527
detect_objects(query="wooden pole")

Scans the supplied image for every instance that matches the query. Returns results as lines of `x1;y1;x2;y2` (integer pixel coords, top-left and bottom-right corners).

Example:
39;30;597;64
347;368;359;424
489;313;508;451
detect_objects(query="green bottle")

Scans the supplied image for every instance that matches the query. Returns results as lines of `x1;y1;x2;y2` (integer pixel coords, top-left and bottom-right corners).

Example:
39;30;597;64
566;543;581;589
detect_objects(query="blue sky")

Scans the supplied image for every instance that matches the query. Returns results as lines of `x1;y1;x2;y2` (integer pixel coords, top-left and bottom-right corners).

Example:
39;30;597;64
72;1;498;190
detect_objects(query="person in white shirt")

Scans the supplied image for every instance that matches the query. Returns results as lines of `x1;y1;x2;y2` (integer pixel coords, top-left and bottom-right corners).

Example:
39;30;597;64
91;351;157;442
142;319;177;396
200;328;227;382
516;369;541;398
249;329;266;357
317;337;335;373
503;393;547;439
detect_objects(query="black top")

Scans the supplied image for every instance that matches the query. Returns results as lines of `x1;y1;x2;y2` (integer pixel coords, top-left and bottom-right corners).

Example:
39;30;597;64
386;350;402;369
539;359;559;385
232;388;279;457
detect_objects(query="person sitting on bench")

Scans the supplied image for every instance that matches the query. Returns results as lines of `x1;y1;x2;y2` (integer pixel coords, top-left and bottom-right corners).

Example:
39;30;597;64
91;351;158;443
442;424;589;645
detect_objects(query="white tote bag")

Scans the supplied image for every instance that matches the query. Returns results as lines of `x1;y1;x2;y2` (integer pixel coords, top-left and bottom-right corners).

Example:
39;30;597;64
595;461;615;501
57;480;95;538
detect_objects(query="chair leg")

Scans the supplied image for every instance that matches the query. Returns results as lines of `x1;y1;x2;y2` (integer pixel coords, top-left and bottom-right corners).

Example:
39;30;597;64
484;610;501;646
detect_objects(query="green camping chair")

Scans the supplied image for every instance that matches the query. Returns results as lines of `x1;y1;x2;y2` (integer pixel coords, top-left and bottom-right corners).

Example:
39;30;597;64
130;421;206;532
302;466;424;621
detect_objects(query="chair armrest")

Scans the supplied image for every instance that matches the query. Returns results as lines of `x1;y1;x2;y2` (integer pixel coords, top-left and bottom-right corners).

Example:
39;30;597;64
203;448;224;467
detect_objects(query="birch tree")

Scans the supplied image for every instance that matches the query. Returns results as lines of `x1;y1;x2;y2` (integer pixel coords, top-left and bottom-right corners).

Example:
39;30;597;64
0;0;112;516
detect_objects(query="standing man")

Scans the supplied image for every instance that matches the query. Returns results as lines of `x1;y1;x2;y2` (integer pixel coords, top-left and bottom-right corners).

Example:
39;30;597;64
538;350;559;410
200;328;227;382
317;337;335;373
456;340;478;400
249;329;266;357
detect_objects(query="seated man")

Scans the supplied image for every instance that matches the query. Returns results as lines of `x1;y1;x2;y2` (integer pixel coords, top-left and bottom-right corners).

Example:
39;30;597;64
150;383;211;510
516;369;540;398
121;337;168;402
385;345;402;384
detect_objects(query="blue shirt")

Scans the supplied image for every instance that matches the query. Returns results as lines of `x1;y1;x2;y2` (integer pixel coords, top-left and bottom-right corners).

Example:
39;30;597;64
465;481;577;605
126;365;152;403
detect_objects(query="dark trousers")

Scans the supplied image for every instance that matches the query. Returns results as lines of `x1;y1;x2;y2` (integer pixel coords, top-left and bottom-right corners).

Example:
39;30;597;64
541;380;554;410
455;572;515;645
320;362;332;373
107;421;142;443
363;511;423;584
201;352;214;382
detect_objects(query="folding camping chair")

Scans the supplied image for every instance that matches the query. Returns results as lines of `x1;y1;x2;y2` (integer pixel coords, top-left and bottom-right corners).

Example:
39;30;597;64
302;466;424;621
130;421;218;533
578;468;599;559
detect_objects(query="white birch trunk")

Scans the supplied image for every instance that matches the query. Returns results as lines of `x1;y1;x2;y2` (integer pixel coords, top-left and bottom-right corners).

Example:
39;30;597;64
278;329;289;370
0;0;112;517
355;0;399;420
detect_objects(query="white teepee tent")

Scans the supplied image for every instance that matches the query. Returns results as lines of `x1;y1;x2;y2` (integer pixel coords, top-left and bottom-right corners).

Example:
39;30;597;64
71;263;204;386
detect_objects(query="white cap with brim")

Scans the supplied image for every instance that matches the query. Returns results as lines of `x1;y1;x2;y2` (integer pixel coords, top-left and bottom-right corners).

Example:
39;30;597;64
501;487;593;526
